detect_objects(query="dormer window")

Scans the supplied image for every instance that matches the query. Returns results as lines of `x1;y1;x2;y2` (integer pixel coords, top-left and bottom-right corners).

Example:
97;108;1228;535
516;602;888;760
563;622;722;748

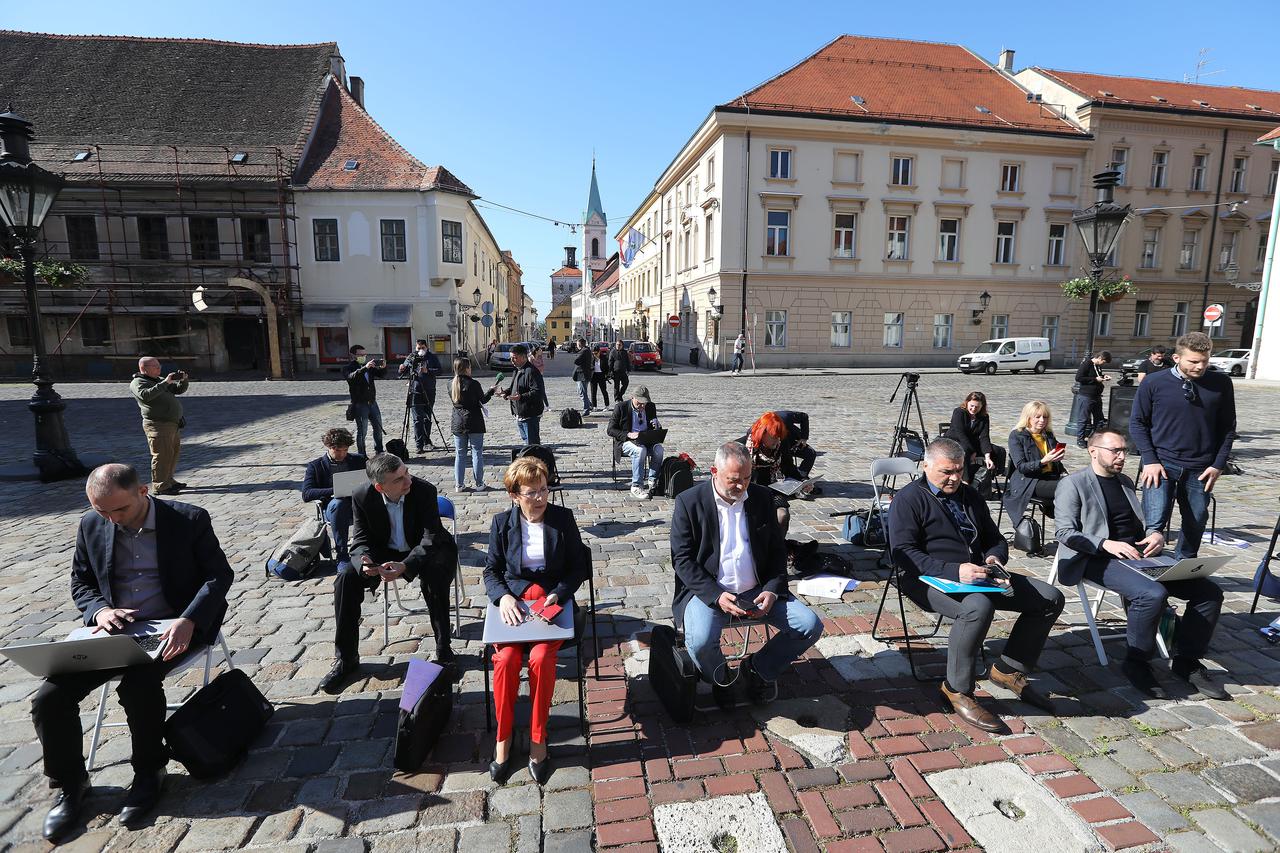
71;150;92;162
343;159;359;171
230;152;248;165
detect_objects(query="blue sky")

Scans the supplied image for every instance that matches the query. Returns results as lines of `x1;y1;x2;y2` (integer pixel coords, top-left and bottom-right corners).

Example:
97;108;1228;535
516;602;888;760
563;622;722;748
8;1;1274;313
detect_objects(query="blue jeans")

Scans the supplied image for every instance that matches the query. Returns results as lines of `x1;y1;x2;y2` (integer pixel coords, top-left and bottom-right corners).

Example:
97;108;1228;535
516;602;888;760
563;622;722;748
351;402;384;457
454;432;484;487
323;496;354;562
621;440;663;486
1142;462;1211;558
577;380;591;413
517;417;541;446
682;590;823;684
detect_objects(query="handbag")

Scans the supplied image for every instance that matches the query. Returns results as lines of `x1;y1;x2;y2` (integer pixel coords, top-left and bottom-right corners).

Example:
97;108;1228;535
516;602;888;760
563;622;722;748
164;668;273;778
344;404;356;422
393;659;453;771
1013;514;1044;556
971;464;994;500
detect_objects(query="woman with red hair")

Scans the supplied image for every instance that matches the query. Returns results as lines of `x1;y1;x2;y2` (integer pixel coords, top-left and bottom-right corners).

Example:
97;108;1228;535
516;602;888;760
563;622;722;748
741;411;794;534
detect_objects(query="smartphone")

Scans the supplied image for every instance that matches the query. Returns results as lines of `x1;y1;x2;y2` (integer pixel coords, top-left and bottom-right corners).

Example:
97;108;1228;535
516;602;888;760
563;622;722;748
986;561;1011;581
734;594;762;614
1054;442;1067;452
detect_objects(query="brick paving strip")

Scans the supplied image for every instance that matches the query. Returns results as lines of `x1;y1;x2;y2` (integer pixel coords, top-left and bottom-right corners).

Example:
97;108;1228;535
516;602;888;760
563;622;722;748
2;368;1280;851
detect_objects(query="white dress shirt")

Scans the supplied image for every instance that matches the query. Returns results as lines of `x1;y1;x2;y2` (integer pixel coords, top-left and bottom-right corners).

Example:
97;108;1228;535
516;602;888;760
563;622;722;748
712;487;758;593
521;519;546;569
383;494;408;552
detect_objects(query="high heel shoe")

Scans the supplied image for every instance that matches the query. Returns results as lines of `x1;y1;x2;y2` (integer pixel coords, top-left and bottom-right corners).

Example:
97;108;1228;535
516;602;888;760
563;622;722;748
528;754;552;785
490;755;513;784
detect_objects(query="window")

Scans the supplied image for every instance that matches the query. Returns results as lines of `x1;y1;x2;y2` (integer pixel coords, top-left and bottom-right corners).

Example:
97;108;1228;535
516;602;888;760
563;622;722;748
1190;153;1209;191
664;239;671;274
665;198;672;222
932;313;953;349
1047;223;1067;265
1111;147;1129;184
80;315;109;347
1230;156;1248;193
1051;165;1074;195
1270;160;1279;196
768;148;791;179
937;218;960;261
991;314;1009;338
240;217;270;263
883;312;904;348
1180;230;1200;269
317;327;350;364
891;156;913;186
313;218;339;262
1000;163;1021;192
706;155;715;187
591;237;600;258
764;310;787;347
886;215;910;260
831;311;851;347
1096;302;1112;337
1219;232;1239;270
833;213;857;258
681;225;691;268
835;151;861;183
441;220;462;264
941;158;964;189
705;213;714;259
1133;300;1152;337
765;210;790;256
136;216;169;260
1140;226;1161;268
7;315;32;348
65;216;98;260
1259;230;1269;270
1149;151;1168;188
188;217;220;261
1172;301;1189;337
995;221;1017;264
1041;315;1059;349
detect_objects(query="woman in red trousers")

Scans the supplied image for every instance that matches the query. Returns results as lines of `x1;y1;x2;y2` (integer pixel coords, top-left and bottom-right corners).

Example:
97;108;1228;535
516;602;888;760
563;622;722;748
484;456;589;784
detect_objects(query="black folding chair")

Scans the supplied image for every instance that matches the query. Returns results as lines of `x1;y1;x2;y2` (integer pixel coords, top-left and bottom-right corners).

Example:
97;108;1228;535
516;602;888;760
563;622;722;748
509;445;566;506
482;605;587;738
610;439;626;490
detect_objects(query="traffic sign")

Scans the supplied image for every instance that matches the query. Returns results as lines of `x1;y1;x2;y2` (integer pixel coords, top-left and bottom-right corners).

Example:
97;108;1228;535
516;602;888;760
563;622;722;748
481;300;494;315
1203;303;1224;325
480;315;494;328
668;314;681;328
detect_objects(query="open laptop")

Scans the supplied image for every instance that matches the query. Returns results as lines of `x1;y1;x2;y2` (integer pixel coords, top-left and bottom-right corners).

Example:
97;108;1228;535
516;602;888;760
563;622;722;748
1;619;176;678
770;475;822;497
482;599;574;645
332;469;369;498
635;427;668;446
1118;554;1233;582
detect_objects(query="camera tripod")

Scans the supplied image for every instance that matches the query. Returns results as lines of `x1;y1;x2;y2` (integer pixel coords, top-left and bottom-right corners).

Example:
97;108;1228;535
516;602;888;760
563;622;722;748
400;379;449;451
887;371;930;459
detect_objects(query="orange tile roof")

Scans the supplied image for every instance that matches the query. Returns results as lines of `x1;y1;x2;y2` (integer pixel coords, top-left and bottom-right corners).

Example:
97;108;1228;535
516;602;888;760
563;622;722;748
591;254;620;296
720;35;1084;136
1036;69;1280;120
1260;125;1280;143
550;266;581;278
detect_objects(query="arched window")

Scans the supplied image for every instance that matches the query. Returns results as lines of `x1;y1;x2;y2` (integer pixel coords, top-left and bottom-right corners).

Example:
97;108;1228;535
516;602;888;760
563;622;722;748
591;238;599;258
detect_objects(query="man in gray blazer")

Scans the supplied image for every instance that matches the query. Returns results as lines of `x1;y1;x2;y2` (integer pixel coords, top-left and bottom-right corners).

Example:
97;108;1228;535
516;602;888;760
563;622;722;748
1054;428;1226;700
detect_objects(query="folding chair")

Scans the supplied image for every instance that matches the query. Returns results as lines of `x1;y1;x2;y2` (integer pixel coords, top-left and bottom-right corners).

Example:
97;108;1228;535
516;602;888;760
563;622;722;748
482;601;588;738
509;446;566;505
86;633;234;772
1250;502;1280;615
610;439;626;490
1048;553;1169;666
382;494;463;648
994;456;1051;533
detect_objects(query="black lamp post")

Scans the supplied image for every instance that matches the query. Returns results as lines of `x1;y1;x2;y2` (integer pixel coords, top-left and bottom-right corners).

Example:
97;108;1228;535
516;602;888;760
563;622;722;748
1072;170;1133;359
0;109;89;482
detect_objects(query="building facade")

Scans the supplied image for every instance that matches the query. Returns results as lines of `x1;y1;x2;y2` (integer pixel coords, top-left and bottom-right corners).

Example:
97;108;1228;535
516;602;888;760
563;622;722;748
544;302;572;345
551;247;580;307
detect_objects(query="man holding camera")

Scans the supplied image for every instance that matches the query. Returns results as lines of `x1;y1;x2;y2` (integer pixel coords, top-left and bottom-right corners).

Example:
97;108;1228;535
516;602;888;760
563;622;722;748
345;345;386;457
129;356;189;496
400;339;442;452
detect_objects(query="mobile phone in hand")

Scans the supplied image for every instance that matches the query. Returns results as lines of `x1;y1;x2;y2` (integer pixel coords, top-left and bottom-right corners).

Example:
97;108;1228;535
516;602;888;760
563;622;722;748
1054;442;1067;452
734;594;761;614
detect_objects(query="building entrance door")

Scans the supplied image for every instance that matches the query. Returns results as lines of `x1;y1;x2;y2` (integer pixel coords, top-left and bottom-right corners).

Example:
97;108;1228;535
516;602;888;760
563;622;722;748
224;316;265;371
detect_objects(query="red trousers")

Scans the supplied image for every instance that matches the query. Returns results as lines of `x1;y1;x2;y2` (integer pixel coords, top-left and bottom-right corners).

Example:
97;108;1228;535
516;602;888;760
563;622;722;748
492;584;563;744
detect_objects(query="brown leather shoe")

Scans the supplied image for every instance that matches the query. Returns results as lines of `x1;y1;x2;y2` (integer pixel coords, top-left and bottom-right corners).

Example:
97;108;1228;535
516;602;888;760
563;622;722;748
940;682;1002;732
988;663;1055;713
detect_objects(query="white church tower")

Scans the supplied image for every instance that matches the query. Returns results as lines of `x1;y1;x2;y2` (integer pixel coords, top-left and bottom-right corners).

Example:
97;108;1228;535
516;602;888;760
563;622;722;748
583;160;607;292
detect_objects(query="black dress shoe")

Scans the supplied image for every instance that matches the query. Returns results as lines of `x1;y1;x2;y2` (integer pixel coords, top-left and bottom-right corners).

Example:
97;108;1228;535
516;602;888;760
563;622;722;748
1172;660;1230;700
529;755;552;785
1122;659;1168;700
320;659;358;694
489;756;513;784
743;654;778;706
171;481;188;489
43;777;90;842
154;485;182;496
119;767;166;827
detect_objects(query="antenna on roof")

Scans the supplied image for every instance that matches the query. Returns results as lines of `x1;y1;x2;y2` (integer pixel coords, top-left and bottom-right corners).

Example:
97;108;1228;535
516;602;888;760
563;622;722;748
1183;48;1224;84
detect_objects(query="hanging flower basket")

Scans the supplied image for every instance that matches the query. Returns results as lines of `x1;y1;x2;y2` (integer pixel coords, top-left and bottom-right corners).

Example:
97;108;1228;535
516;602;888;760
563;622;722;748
1060;274;1135;302
0;256;89;288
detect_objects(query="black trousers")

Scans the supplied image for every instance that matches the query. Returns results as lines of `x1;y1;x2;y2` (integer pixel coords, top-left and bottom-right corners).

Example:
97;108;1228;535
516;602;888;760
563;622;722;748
1083;558;1223;662
334;548;457;661
790;445;817;477
918;573;1065;694
1079;394;1106;444
31;649;195;788
612;372;629;400
590;374;611;407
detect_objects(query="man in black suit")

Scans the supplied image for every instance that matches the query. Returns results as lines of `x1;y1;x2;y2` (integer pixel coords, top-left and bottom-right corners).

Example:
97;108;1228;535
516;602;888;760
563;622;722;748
572;337;595;416
323;453;458;693
31;463;233;841
301;427;368;574
669;442;823;709
344;344;386;457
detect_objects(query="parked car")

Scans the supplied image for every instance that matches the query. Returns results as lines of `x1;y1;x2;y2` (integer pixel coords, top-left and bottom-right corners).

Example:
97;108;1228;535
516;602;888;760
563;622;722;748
1121;348;1159;373
628;340;662;371
1209;348;1252;376
956;337;1051;375
558;341;575;352
488;342;525;370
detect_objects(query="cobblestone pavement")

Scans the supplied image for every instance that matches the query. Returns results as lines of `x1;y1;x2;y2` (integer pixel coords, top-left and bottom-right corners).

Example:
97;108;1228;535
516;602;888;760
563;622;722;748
3;361;1280;852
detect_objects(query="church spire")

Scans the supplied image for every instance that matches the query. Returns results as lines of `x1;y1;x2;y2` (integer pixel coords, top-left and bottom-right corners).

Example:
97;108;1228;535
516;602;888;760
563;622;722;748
585;158;606;227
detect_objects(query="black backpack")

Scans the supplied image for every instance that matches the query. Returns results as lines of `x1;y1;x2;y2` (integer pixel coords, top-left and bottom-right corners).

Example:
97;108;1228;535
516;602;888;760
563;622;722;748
658;456;694;498
648;624;698;723
393;659;454;771
559;408;583;429
386;437;410;463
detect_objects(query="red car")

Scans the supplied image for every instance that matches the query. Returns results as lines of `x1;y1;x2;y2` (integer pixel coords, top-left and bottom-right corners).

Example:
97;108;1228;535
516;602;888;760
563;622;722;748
627;341;662;371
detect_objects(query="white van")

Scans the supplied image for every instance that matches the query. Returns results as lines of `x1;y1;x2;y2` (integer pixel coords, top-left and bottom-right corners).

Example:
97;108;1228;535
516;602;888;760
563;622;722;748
956;337;1051;375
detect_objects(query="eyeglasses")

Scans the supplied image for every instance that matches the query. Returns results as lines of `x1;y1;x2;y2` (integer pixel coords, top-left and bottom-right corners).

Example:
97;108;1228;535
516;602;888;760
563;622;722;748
1094;446;1127;455
1182;380;1198;402
517;488;550;500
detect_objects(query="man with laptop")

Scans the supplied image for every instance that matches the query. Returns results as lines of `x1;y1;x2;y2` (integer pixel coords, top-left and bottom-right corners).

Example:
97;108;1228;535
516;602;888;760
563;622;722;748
1055;428;1228;700
26;463;233;841
301;427;368;574
607;385;665;501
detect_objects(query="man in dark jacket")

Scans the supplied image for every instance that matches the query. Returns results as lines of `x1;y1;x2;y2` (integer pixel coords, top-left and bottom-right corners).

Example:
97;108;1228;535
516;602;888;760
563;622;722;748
401;339;442;452
888;438;1064;731
774;410;818;484
323;454;458;693
129;356;189;495
1073;351;1112;447
572;337;594;415
608;340;631;400
32;463;233;840
301;427;368;572
669;442;823;709
344;345;386;457
498;344;547;446
607;385;663;500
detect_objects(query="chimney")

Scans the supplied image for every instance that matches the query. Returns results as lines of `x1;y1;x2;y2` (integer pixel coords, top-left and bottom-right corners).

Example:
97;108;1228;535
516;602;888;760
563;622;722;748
565;247;577;268
349;76;365;108
998;48;1015;72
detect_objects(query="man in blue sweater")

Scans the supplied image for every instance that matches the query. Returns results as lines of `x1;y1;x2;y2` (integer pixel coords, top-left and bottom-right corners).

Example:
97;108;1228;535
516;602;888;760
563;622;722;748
1130;332;1236;559
889;439;1064;732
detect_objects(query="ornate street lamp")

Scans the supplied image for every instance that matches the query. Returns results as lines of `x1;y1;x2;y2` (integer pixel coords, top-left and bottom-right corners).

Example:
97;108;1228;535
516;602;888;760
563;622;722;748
0;109;89;482
1072;170;1133;358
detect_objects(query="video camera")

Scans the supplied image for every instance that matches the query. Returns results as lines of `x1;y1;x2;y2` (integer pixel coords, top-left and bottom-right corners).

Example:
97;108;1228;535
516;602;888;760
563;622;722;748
1117;365;1137;386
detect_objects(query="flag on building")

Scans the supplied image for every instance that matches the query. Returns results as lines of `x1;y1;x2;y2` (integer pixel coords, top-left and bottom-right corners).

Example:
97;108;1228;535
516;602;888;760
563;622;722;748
618;228;644;268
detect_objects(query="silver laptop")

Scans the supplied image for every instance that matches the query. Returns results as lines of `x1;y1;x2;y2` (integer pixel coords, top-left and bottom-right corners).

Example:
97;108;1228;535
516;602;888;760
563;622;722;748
1119;554;1233;582
332;469;369;498
482;599;574;644
1;619;176;678
770;476;822;497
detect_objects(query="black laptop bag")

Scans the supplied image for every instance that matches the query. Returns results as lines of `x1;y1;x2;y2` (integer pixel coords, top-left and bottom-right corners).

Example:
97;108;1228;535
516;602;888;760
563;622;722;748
164;668;273;778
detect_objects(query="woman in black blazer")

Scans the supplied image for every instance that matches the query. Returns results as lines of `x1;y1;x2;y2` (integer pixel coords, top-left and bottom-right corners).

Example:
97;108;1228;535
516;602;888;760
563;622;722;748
484;456;589;785
945;391;994;483
1004;400;1067;520
449;357;496;492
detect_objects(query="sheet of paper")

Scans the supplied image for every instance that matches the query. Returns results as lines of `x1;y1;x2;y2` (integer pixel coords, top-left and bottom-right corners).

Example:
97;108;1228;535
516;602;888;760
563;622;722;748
796;573;859;600
1205;532;1252;549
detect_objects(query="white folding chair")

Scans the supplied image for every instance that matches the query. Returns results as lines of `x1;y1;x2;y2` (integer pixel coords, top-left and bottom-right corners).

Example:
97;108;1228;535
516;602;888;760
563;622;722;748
382;494;463;648
1048;553;1169;667
86;632;234;772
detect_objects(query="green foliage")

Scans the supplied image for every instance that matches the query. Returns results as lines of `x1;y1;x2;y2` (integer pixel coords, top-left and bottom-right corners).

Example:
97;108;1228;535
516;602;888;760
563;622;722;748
1061;274;1135;301
0;256;89;287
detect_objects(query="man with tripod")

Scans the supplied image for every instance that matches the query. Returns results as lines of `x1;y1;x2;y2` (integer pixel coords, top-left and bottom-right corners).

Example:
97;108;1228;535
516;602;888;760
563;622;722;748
400;340;443;453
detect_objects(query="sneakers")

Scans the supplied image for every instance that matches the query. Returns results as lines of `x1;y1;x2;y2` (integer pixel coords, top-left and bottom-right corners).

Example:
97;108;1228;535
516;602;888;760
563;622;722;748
473;483;491;492
456;484;471;493
630;484;651;500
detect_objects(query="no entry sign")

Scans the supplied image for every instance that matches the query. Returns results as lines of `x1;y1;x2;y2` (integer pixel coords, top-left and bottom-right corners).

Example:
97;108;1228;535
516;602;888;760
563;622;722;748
668;314;681;328
1204;303;1224;325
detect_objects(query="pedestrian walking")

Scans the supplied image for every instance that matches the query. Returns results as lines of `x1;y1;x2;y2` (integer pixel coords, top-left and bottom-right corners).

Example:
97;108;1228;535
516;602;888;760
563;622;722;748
128;356;188;495
590;346;611;409
344;345;386;456
609;340;631;400
450;357;497;491
731;333;746;375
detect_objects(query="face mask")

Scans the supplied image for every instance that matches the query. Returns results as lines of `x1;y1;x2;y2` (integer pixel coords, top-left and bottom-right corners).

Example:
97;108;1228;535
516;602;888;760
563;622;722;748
356;355;367;365
417;348;426;356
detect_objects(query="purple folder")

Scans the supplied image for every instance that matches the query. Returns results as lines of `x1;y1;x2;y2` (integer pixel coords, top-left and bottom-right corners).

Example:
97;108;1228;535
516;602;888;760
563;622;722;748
399;658;445;712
